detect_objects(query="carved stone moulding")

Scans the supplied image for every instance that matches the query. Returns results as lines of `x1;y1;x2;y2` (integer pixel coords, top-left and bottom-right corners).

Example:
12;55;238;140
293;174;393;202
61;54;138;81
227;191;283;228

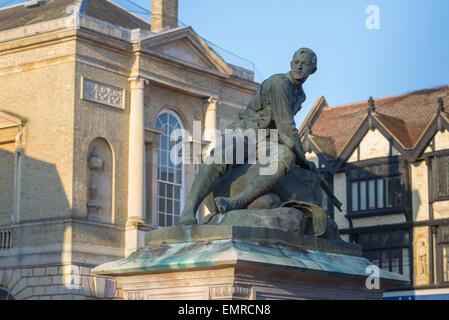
210;284;252;300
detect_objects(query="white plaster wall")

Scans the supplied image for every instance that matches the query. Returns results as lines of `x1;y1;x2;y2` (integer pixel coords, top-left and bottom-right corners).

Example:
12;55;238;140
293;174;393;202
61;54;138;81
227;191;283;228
424;145;433;154
411;161;429;221
333;172;349;229
347;148;358;163
359;129;398;161
434;130;449;151
433;201;449;220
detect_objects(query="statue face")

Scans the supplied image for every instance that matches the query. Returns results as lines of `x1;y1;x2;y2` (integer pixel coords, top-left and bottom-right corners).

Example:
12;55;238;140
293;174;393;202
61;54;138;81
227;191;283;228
290;52;316;83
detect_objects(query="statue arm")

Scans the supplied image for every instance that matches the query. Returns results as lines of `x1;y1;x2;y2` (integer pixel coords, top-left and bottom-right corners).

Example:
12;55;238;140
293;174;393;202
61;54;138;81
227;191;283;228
267;79;309;167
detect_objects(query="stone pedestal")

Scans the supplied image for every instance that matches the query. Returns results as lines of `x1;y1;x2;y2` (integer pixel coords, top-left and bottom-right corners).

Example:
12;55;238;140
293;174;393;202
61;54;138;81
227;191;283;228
92;225;409;300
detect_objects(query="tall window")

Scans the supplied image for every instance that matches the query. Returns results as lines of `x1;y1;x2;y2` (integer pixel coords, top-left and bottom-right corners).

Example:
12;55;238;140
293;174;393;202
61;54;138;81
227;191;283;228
433;155;449;201
156;111;184;228
348;160;402;214
355;229;411;280
437;225;449;283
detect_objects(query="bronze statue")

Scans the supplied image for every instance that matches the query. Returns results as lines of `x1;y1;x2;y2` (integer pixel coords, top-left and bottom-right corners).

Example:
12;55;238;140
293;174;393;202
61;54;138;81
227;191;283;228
179;48;328;226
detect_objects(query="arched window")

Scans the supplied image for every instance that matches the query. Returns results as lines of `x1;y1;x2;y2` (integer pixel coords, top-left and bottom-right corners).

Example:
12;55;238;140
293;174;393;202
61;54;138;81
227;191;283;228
156;111;184;228
0;287;15;300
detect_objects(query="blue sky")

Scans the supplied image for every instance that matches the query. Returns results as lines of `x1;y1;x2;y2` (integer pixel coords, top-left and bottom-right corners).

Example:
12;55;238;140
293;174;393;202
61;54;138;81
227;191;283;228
1;0;447;125
175;0;449;125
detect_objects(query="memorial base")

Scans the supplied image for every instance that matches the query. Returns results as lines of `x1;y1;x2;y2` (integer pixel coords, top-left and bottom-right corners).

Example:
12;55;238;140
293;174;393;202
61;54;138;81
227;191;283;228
92;225;409;300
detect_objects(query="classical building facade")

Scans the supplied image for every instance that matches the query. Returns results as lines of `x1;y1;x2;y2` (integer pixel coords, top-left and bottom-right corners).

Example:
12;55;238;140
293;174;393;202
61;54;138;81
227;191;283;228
0;0;258;299
300;86;449;299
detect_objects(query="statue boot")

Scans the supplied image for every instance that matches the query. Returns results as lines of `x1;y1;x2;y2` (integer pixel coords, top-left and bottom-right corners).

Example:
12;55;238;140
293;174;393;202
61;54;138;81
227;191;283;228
214;152;294;213
178;163;221;225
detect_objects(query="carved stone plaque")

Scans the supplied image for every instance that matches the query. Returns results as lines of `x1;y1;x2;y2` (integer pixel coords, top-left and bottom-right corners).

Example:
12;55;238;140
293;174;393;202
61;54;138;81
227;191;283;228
81;77;125;109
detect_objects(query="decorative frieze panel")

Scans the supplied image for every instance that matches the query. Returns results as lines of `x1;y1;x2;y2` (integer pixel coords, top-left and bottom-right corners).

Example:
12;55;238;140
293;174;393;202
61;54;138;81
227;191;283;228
125;291;144;300
81;77;125;110
209;285;251;300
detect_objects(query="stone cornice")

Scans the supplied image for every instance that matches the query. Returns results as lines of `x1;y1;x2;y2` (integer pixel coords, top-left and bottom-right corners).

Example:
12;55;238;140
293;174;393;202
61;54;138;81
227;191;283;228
0;28;77;54
0;14;79;44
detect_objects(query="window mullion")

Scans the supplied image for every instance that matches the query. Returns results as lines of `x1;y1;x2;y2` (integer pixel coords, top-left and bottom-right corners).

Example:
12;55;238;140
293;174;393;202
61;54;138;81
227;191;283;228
374;178;378;210
356;181;360;212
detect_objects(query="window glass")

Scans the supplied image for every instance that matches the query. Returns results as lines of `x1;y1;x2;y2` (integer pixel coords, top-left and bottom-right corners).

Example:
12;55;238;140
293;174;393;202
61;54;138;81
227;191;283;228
352;182;358;212
391;249;401;274
156;112;184;228
377;178;384;208
369;180;376;210
349;161;402;213
402;248;410;279
434;156;449;200
386;177;394;208
360;181;367;211
359;232;411;278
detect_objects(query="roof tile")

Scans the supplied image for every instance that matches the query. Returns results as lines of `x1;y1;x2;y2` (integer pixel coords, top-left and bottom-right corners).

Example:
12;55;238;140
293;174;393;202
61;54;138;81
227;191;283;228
306;86;449;157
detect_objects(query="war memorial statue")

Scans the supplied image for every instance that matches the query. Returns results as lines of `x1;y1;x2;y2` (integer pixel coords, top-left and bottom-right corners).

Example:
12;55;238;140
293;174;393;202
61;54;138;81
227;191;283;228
93;48;408;300
179;48;342;238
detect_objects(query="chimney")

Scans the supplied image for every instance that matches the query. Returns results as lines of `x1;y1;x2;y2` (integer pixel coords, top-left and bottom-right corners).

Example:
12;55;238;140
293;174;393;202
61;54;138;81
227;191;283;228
151;0;178;32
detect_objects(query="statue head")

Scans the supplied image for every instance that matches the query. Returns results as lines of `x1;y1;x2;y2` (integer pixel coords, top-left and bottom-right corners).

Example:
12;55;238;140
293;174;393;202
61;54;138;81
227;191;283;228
290;48;317;83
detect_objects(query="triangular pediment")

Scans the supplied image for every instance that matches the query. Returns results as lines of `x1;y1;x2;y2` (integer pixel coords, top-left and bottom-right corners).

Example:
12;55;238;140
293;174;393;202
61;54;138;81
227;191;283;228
151;37;217;70
140;27;233;76
0;111;22;129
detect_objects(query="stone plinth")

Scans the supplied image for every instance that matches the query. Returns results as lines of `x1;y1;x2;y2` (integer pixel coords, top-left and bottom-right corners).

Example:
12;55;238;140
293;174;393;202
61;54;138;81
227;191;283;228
92;225;409;300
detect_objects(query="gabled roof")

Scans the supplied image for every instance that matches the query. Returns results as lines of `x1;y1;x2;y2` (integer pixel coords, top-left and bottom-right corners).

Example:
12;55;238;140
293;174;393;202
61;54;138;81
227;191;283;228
139;26;235;77
83;0;151;30
301;85;449;168
0;0;151;32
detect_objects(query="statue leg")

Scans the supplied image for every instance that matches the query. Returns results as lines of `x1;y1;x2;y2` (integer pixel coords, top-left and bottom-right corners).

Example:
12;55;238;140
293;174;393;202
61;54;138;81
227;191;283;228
214;145;295;213
178;163;223;225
